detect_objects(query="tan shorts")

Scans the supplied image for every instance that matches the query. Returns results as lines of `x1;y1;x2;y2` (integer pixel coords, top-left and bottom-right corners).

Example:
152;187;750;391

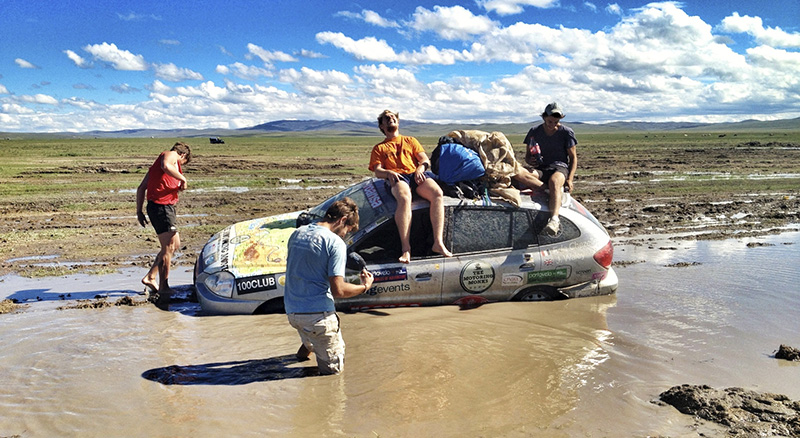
287;311;345;375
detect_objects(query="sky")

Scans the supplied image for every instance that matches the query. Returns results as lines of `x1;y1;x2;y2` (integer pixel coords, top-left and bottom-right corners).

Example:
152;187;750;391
1;0;799;133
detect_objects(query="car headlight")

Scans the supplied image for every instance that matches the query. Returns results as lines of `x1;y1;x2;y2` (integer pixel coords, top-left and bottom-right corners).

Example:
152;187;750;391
204;271;235;298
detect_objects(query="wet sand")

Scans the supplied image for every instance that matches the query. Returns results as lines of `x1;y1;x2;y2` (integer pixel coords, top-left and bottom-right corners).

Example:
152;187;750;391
1;230;798;437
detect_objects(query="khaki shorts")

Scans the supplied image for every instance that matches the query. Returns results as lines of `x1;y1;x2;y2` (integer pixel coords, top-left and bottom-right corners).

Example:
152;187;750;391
287;311;345;375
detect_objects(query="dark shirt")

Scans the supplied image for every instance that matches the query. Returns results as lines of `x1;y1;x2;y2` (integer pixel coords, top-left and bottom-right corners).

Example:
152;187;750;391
523;124;577;169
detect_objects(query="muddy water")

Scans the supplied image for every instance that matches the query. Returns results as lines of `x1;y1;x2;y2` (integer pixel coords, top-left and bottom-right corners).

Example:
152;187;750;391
1;231;798;437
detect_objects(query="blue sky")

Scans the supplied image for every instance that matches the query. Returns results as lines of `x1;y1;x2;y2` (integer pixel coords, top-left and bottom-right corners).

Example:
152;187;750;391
1;0;799;132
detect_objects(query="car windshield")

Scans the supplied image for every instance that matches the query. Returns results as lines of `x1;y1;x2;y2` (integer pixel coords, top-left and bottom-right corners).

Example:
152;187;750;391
306;179;389;232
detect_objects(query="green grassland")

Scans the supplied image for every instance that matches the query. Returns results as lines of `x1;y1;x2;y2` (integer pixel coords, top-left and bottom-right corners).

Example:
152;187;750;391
0;129;798;277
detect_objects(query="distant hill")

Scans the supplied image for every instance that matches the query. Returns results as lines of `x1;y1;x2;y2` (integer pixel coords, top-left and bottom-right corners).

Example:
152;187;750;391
2;117;798;139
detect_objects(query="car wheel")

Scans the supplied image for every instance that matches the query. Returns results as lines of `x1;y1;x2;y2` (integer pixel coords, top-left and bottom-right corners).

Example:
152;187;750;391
512;286;567;302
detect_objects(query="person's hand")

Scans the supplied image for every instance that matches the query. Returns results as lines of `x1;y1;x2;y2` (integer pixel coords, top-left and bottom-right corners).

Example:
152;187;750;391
414;166;427;184
179;179;188;191
386;171;401;186
360;269;374;292
565;179;574;193
137;211;148;227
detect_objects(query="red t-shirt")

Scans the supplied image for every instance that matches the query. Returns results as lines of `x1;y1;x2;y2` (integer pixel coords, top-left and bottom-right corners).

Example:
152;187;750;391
146;152;182;205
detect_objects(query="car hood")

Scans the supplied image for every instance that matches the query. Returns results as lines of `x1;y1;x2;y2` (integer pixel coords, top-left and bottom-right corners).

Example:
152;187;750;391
200;211;300;277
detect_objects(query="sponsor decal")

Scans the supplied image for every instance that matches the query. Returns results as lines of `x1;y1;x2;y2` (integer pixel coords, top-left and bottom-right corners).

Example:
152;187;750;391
363;182;383;209
460;260;495;293
278;275;286;286
236;274;277;294
372;267;408;283
502;273;524;286
365;283;410;296
219;227;231;271
527;268;569;284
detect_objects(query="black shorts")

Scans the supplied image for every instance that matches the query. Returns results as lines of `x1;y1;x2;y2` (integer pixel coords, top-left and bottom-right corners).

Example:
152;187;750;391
536;165;569;185
146;201;178;235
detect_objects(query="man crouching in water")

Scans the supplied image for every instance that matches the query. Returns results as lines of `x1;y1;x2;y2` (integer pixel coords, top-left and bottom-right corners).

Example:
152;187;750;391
136;142;192;300
369;110;452;263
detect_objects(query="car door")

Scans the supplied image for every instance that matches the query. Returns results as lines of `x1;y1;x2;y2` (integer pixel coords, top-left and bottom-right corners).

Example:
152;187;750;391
342;209;445;310
442;206;540;305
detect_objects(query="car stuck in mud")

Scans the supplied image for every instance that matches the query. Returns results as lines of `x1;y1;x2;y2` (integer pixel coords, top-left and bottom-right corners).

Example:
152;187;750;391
194;178;617;315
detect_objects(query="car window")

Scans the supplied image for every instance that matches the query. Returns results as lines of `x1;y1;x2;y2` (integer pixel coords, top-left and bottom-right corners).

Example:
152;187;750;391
351;208;434;263
449;208;501;253
532;212;581;245
512;210;538;249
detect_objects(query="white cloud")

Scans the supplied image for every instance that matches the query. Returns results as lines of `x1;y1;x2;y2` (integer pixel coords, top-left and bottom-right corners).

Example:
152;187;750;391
0;84;9;94
111;83;141;94
478;0;559;15
216;62;273;80
64;50;90;68
719;12;800;48
19;94;59;105
606;3;622;15
117;12;162;21
337;9;399;28
409;5;498;40
247;44;298;65
152;63;204;82
278;67;353;96
316;32;398;62
297;49;326;59
15;58;38;69
83;42;148;71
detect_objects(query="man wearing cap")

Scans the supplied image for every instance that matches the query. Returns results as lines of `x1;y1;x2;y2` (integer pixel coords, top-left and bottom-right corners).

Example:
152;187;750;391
369;110;452;263
522;102;578;235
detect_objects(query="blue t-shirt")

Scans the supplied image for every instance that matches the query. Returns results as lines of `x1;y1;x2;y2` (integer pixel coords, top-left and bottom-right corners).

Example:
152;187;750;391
283;223;347;314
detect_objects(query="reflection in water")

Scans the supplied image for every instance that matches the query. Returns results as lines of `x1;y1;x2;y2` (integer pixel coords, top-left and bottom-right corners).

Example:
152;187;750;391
0;231;798;436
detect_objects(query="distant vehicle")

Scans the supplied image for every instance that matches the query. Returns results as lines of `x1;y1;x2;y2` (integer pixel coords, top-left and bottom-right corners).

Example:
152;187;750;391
194;178;617;315
209;137;225;144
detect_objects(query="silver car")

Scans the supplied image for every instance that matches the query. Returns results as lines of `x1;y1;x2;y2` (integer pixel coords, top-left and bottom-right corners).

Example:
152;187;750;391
194;178;617;314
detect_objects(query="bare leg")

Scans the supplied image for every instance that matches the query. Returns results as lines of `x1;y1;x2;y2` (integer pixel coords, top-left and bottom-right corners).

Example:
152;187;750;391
141;262;159;293
391;182;413;263
155;230;180;293
512;168;544;190
417;179;452;257
548;173;566;218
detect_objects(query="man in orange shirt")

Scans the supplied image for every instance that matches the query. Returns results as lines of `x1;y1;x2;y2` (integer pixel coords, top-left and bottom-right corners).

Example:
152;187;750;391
369;110;452;263
136;142;192;299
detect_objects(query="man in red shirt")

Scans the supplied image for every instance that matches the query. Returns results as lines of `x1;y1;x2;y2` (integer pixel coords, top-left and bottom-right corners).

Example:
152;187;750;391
136;142;192;299
369;110;452;263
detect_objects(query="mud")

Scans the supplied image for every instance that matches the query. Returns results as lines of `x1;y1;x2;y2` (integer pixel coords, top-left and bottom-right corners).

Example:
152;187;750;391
658;385;800;437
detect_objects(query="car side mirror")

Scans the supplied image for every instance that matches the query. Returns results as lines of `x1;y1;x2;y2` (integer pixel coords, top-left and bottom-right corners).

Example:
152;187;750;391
346;252;367;271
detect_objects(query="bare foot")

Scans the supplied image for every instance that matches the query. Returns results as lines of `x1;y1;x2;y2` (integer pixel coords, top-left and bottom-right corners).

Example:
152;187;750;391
398;251;411;264
141;278;158;293
296;344;312;361
432;243;453;258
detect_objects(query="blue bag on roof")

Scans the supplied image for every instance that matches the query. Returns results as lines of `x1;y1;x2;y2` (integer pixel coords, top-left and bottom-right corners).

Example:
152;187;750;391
433;142;485;184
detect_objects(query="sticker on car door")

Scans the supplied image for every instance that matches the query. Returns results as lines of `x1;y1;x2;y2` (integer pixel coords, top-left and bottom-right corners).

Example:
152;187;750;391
460;260;495;293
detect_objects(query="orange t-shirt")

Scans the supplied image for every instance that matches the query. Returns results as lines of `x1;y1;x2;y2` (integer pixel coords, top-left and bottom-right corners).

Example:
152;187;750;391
369;135;425;174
